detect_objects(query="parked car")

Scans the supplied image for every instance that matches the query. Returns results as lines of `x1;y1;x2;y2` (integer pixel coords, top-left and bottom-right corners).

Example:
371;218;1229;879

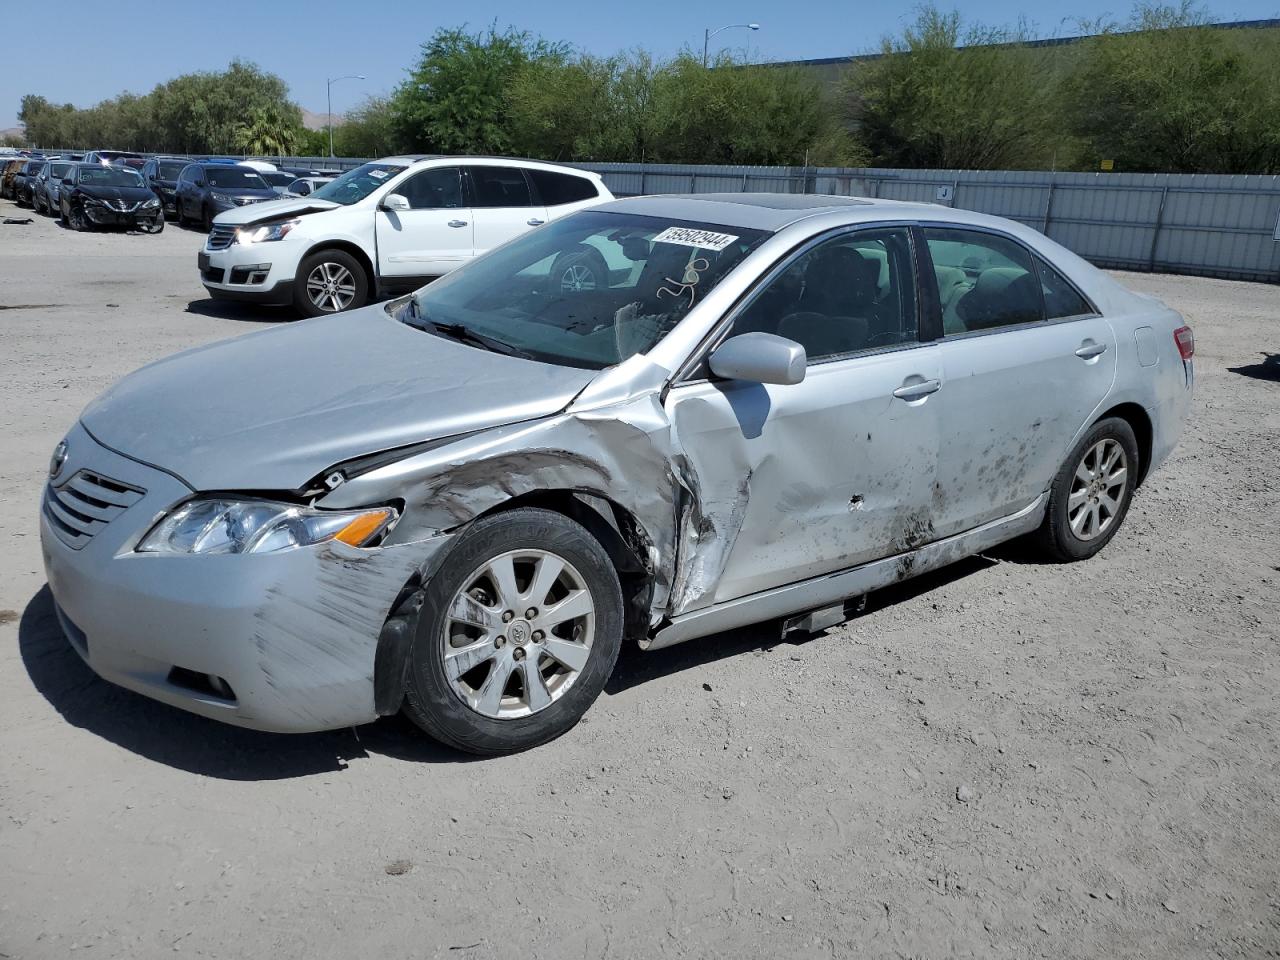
41;195;1194;754
198;155;612;316
1;157;27;199
58;162;164;232
257;170;297;195
82;150;144;166
140;157;190;219
13;158;48;206
284;176;333;197
174;162;277;230
32;159;75;215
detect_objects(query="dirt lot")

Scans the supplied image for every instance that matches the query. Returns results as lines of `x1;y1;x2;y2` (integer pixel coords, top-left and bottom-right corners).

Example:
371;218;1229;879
0;199;1277;960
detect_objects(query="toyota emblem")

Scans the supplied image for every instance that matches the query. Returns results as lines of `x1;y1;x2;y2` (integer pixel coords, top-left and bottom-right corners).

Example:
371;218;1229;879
49;440;68;479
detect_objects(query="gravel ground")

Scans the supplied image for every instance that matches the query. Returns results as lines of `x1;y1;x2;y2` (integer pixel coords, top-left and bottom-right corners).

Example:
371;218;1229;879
1;199;1277;960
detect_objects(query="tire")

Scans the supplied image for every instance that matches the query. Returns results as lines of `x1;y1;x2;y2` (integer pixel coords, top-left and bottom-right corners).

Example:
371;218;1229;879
550;246;610;295
141;210;164;234
1031;416;1139;562
293;248;369;317
67;203;89;232
402;507;624;755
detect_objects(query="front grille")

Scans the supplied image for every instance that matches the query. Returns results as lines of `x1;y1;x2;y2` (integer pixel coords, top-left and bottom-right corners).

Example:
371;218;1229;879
207;224;235;250
233;196;263;206
44;469;145;550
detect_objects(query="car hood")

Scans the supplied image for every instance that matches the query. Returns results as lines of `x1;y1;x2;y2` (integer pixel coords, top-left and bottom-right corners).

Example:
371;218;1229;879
77;185;155;204
213;195;339;225
79;305;599;492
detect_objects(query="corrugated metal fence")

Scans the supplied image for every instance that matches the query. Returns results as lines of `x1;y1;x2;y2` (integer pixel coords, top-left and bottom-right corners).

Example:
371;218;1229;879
577;163;1280;283
43;150;1280;282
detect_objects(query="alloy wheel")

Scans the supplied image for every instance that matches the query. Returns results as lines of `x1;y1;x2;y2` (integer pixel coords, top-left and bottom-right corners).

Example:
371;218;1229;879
442;549;596;720
560;263;597;293
305;261;357;313
1067;438;1128;541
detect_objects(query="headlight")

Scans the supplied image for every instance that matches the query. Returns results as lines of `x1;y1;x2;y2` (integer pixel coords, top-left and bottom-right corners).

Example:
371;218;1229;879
143;197;160;208
210;191;232;203
235;218;299;244
136;498;397;556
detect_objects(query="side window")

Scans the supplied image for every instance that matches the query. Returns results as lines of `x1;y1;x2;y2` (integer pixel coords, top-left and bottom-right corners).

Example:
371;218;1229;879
732;227;918;363
178;165;193;185
469;166;533;208
399;167;463;209
924;228;1043;334
528;169;597;206
1036;256;1094;319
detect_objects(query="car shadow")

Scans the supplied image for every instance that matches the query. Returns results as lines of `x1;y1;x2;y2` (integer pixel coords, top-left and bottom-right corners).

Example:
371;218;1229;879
605;554;998;694
18;586;479;779
184;298;293;323
1228;353;1280;382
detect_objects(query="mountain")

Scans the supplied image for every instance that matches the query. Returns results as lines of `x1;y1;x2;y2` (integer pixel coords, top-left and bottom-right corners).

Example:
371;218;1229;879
301;108;342;131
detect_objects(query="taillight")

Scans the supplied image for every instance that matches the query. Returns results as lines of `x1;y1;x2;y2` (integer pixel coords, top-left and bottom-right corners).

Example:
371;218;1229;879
1174;326;1194;361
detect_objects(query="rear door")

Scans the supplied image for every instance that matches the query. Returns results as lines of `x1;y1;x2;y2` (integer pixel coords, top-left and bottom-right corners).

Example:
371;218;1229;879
466;165;548;256
665;225;942;609
375;165;473;278
921;226;1118;538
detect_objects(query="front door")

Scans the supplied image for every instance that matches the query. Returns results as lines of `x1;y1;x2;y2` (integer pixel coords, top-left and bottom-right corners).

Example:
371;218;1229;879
922;226;1119;538
664;226;942;611
375;166;473;279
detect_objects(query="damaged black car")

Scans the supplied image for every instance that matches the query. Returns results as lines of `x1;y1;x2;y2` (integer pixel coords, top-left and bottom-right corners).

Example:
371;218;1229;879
59;163;164;233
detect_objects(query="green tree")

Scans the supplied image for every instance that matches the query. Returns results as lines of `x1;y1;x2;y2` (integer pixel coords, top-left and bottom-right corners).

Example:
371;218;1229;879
234;106;304;156
846;6;1055;169
333;96;402;158
1063;3;1280;172
391;25;569;154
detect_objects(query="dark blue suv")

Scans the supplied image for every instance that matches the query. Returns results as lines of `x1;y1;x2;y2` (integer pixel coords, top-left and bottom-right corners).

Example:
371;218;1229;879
174;162;278;230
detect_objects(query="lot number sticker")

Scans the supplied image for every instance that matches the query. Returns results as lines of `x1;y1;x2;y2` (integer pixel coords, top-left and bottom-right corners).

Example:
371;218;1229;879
652;227;739;252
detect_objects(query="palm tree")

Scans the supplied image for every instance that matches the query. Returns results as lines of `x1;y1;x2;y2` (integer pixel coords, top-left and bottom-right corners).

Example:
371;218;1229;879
233;107;301;156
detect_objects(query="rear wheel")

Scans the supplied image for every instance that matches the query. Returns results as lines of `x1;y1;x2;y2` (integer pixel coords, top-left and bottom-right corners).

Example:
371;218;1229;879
402;507;623;755
1032;416;1139;562
294;249;368;317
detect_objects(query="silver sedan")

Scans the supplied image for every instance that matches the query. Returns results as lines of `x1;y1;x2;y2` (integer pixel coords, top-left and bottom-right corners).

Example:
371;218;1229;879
40;194;1194;754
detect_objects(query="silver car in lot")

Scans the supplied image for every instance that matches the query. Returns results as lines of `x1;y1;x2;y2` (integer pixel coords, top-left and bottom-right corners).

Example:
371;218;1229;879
40;194;1194;754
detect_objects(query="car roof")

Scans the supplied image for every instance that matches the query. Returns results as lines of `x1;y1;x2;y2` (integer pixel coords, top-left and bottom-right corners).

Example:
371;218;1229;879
375;155;606;179
598;193;1040;234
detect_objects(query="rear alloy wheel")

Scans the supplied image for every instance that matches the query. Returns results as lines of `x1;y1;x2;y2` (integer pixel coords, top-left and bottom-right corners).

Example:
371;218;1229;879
1032;416;1139;562
403;508;623;755
295;249;368;317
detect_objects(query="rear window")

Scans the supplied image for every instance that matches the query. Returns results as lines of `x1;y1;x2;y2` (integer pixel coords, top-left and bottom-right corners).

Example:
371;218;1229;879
529;169;598;206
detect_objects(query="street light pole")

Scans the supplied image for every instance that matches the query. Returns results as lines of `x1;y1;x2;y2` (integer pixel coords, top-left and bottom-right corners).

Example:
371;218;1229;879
702;23;760;67
326;74;366;158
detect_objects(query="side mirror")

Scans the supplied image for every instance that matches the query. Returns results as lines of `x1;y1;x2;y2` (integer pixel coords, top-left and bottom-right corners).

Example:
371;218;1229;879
708;332;807;386
381;193;410;212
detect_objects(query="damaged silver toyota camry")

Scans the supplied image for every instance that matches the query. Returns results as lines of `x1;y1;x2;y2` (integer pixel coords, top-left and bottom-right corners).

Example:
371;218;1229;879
41;194;1195;754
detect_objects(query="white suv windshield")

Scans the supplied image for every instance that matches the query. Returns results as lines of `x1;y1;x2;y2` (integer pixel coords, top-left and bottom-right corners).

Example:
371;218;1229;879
310;163;408;205
402;210;769;370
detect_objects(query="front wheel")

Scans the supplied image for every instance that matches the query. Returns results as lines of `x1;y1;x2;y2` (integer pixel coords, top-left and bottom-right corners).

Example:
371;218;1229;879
141;212;164;234
294;249;369;317
1031;416;1139;562
403;507;624;755
550;246;610;295
67;203;89;232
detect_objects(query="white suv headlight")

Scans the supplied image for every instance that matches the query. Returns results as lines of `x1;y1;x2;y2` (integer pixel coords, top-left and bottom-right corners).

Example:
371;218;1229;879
235;219;299;244
137;498;396;555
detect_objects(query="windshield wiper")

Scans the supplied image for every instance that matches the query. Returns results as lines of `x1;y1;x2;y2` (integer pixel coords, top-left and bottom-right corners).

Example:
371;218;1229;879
402;296;532;359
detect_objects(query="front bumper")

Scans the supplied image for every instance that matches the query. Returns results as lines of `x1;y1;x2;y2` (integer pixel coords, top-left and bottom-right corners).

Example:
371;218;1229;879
200;236;301;305
40;422;448;733
83;202;162;227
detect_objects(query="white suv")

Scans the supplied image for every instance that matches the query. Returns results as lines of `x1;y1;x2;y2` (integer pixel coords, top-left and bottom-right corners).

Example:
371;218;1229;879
198;156;613;317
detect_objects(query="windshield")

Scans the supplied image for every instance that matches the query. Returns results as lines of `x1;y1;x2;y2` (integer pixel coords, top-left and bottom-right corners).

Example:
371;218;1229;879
157;160;185;179
404;210;769;370
310;162;408;205
78;166;145;187
206;168;268;189
51;162;72;177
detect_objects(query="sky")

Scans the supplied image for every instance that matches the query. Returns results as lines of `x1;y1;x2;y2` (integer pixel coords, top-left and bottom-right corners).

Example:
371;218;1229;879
4;0;1279;130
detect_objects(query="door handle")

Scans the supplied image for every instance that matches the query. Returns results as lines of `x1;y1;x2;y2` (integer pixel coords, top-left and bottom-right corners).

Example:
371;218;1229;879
892;378;941;401
526;218;546;226
1075;341;1107;359
448;219;468;228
